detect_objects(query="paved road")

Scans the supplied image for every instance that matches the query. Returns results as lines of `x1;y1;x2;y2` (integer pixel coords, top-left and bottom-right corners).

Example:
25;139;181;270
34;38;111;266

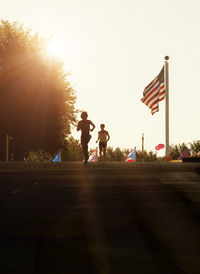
0;163;200;274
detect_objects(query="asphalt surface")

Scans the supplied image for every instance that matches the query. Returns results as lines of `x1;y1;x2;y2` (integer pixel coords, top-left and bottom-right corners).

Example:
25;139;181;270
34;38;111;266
0;162;200;274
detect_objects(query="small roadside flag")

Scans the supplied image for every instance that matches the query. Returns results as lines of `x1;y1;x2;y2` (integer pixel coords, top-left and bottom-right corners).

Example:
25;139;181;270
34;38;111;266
141;67;165;115
53;152;61;162
177;146;190;160
88;149;98;162
126;148;136;162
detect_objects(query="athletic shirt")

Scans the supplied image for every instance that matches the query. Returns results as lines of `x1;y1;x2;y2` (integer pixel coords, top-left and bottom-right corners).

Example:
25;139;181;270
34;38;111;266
98;130;108;142
78;120;92;136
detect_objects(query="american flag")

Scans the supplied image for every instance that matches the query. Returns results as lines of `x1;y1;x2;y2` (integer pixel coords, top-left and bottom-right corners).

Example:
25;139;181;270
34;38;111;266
141;67;165;115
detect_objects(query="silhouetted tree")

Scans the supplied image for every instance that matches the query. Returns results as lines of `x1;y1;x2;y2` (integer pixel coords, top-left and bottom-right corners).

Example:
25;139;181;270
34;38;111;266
169;143;187;160
106;147;126;161
189;140;200;155
136;149;158;162
0;20;77;160
25;149;52;162
103;147;158;162
62;136;82;161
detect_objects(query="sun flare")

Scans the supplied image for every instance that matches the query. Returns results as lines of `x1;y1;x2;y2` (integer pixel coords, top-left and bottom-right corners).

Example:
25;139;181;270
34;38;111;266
45;39;65;59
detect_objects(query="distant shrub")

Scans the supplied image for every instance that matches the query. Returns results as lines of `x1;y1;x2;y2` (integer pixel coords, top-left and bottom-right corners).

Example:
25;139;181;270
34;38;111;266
25;149;52;162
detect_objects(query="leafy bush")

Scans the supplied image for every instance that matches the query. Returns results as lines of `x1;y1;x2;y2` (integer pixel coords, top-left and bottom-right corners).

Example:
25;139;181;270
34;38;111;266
25;149;52;162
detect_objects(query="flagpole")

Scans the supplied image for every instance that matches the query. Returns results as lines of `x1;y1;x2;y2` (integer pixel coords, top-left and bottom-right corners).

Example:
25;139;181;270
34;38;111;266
164;56;169;158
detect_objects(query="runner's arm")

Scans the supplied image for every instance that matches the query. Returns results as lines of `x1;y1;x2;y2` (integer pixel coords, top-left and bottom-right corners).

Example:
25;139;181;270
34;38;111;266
77;121;81;131
96;133;100;143
90;121;95;132
106;131;110;142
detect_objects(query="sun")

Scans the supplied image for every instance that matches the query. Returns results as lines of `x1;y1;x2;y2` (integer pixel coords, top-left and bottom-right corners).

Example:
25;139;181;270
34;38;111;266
45;39;65;59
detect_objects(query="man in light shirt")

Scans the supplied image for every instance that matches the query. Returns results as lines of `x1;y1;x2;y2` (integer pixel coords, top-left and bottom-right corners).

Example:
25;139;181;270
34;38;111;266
96;124;110;160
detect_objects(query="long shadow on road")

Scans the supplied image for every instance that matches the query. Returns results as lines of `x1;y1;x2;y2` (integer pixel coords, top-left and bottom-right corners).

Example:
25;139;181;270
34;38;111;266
0;165;200;274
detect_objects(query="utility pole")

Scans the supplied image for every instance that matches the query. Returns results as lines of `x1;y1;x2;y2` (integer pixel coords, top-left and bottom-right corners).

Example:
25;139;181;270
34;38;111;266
6;134;13;161
6;134;9;162
142;133;144;162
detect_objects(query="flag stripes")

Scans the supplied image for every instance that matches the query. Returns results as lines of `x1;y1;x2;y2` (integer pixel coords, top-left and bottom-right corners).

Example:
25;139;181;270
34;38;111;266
141;67;165;115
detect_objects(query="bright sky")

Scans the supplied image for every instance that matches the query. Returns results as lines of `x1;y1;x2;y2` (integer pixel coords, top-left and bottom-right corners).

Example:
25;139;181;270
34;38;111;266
1;0;200;155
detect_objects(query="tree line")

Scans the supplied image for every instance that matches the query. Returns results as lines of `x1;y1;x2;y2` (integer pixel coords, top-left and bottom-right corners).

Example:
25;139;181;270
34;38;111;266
25;137;200;162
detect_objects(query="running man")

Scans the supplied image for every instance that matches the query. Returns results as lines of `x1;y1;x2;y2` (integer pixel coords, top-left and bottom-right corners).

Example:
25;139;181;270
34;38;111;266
77;112;95;164
96;124;110;160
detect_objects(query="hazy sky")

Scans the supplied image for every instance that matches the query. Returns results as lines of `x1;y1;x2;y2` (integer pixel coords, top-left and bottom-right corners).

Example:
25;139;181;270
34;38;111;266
1;0;200;154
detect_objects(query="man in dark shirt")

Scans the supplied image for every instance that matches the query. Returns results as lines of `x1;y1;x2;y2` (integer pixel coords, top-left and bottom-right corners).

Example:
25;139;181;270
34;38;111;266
77;112;95;163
